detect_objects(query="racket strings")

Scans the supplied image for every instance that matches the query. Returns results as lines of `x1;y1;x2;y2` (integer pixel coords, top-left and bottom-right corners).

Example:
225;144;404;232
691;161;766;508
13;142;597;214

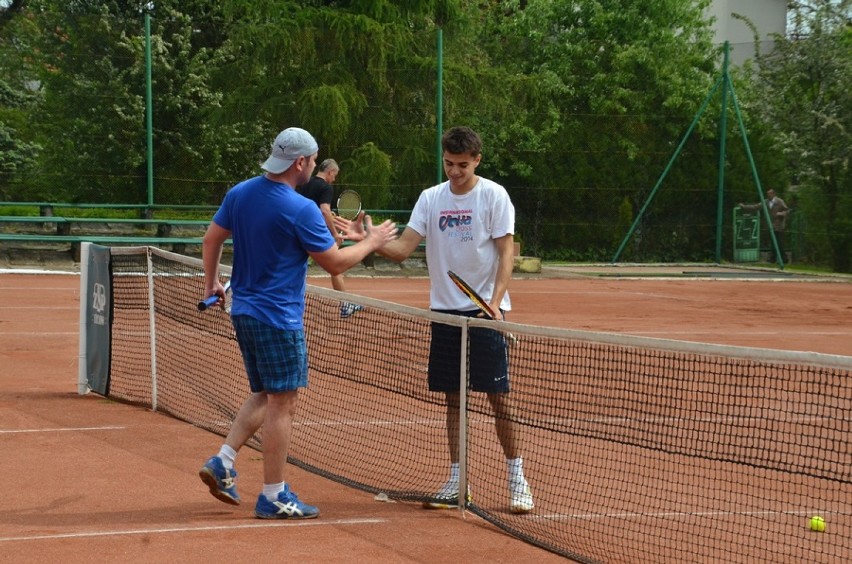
337;191;361;220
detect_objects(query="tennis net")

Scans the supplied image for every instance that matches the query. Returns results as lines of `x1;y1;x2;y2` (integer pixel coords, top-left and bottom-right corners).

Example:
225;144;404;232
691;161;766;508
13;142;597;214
80;245;852;563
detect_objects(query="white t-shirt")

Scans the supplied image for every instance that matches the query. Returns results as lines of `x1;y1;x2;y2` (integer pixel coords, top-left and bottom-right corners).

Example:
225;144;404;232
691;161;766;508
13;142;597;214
407;178;515;311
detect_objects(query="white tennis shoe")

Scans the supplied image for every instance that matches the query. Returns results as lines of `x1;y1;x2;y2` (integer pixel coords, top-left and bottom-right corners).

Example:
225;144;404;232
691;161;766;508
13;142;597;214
510;479;534;514
422;480;471;509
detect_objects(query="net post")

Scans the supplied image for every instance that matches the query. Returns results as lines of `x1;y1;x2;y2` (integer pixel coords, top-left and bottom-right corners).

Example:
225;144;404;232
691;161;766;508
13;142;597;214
146;247;158;411
77;242;91;395
457;320;469;514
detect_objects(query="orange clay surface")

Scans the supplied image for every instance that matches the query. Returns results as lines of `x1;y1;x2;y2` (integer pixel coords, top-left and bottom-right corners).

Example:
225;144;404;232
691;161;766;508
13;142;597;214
2;269;850;563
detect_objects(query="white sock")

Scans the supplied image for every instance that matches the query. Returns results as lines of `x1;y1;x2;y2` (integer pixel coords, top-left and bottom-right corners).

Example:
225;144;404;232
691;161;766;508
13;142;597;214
507;457;525;483
263;481;286;502
449;463;460;484
218;444;237;470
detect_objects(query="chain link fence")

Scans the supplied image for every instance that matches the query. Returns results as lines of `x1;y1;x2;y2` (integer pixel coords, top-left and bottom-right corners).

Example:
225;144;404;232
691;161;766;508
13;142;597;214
2;15;844;267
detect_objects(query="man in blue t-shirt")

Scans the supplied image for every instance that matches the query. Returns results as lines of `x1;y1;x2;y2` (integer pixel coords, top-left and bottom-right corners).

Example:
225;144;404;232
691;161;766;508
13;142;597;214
198;127;397;520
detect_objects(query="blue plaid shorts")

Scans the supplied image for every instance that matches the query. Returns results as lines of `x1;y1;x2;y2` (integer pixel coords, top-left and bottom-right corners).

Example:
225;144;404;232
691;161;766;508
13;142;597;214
231;315;308;393
428;309;509;394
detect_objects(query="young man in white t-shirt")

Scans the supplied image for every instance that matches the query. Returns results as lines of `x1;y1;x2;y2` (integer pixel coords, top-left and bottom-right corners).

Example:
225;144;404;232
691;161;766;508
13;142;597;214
335;126;533;514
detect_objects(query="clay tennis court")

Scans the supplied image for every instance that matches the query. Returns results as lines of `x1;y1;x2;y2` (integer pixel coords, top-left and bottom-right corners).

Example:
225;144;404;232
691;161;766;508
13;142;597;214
3;266;850;562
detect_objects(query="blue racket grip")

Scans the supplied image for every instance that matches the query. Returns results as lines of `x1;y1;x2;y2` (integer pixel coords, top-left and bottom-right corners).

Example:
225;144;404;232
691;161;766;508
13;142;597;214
198;281;230;311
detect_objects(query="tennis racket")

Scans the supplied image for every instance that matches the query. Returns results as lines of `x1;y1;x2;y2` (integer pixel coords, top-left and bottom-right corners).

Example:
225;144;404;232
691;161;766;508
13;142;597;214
336;189;362;220
198;280;231;311
447;270;496;320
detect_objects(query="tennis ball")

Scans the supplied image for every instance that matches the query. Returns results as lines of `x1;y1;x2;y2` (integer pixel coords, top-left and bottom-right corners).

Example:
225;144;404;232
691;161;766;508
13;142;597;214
809;515;826;532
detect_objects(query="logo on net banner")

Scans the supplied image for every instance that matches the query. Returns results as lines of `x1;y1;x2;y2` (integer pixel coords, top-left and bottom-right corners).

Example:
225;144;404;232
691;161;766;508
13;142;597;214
92;282;107;326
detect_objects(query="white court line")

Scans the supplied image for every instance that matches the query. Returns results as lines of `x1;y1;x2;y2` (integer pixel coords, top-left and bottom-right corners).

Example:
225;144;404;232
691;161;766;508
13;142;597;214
637;330;849;336
531;508;828;522
0;331;77;336
569;290;695;301
2;305;78;309
0;518;385;543
3;286;75;294
0;426;125;434
206;418;461;429
296;418;446;428
529;414;845;427
0;270;78;275
291;412;843;428
522;289;696;301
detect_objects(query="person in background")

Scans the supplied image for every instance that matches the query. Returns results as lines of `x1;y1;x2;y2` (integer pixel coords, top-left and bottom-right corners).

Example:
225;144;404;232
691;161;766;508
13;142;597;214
297;158;363;317
334;126;534;514
739;188;791;263
198;127;397;520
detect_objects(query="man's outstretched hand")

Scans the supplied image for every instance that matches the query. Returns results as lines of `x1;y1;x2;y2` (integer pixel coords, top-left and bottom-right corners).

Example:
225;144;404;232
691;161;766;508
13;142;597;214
334;210;367;242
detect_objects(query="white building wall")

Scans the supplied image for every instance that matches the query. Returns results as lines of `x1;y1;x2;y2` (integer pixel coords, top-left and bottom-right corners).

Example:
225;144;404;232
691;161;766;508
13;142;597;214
708;0;787;65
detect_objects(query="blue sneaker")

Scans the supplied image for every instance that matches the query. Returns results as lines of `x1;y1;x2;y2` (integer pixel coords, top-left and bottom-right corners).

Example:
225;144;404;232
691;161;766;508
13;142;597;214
199;456;240;506
339;302;365;318
255;486;319;519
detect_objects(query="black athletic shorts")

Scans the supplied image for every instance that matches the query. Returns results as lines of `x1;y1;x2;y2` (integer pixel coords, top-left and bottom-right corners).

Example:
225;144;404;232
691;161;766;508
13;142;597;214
428;309;509;393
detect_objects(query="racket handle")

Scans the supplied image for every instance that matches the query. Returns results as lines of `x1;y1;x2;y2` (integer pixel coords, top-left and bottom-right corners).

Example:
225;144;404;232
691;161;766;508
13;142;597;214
198;281;230;311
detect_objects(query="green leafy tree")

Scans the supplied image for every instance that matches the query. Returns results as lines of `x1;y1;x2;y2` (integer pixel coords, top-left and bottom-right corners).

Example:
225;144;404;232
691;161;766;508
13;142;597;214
203;1;464;209
6;0;844;271
0;1;43;199
746;0;852;271
0;0;27;31
23;1;148;202
460;0;720;259
16;0;227;204
0;80;41;199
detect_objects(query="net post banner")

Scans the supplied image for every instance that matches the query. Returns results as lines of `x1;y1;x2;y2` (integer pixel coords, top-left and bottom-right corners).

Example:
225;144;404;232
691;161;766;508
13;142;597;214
85;244;112;395
733;207;759;262
77;242;90;395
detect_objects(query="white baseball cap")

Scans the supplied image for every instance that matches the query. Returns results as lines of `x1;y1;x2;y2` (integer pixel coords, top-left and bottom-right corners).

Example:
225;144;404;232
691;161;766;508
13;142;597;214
261;127;319;173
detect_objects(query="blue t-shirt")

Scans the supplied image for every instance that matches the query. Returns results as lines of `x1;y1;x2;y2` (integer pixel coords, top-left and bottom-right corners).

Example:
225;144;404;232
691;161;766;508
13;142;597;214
213;175;335;329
